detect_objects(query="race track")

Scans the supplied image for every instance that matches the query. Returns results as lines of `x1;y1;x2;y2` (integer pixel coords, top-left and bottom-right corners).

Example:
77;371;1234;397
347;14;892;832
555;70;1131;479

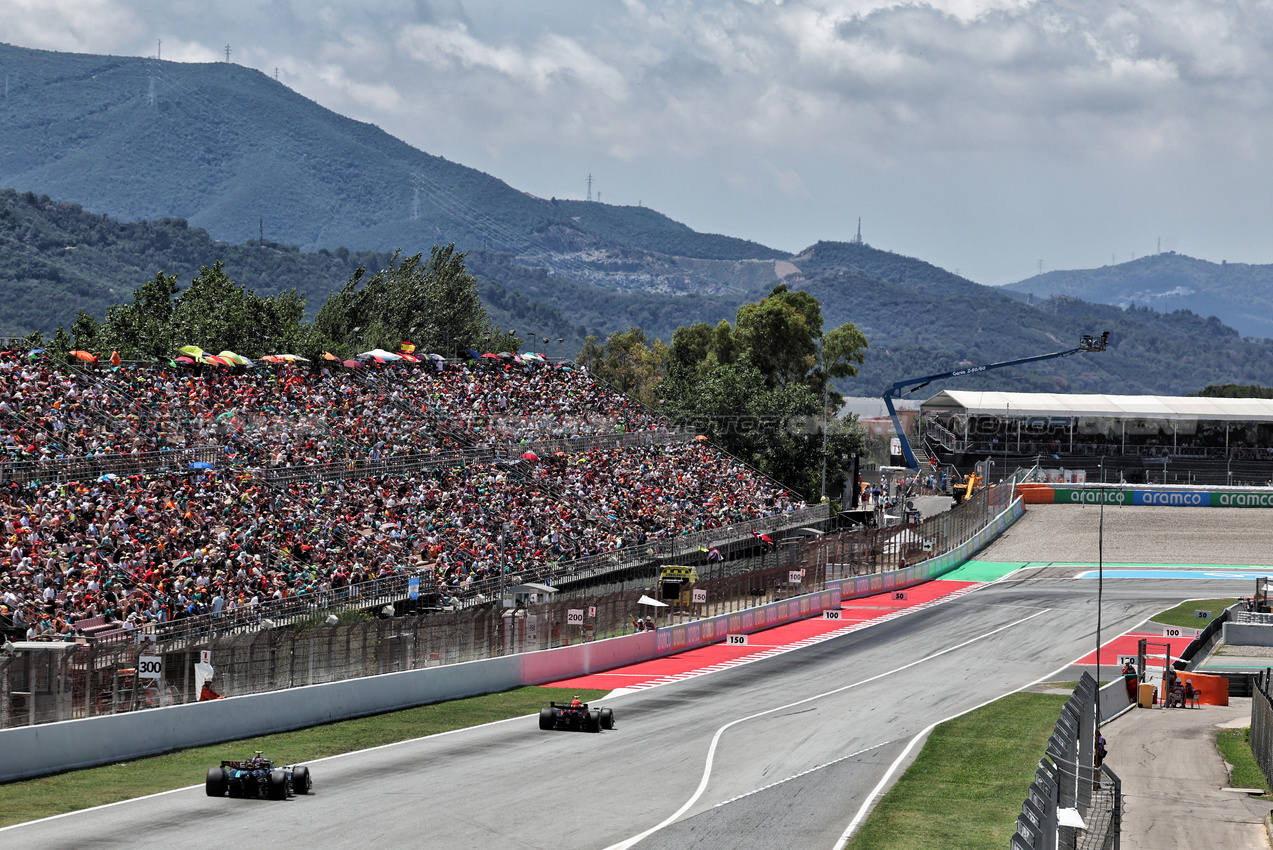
10;504;1272;850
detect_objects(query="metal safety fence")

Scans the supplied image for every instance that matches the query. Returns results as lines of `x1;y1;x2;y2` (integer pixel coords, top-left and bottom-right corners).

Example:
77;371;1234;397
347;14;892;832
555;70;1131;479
1012;673;1121;850
1251;669;1273;788
794;483;1014;577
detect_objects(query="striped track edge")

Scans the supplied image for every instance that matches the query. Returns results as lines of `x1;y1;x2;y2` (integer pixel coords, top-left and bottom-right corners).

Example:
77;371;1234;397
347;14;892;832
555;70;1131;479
605;582;986;697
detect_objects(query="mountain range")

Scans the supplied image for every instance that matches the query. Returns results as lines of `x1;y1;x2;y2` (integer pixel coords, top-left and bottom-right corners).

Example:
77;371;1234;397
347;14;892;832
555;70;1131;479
1002;252;1273;340
2;41;1272;397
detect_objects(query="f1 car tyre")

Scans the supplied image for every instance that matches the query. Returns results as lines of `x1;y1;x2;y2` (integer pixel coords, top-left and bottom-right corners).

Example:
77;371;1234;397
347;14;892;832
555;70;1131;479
600;708;614;730
588;709;602;732
268;769;289;800
539;707;555;730
291;766;311;795
205;767;228;797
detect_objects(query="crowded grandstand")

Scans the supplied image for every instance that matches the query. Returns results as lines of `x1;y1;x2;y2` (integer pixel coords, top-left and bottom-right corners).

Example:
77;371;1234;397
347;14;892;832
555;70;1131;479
0;348;809;644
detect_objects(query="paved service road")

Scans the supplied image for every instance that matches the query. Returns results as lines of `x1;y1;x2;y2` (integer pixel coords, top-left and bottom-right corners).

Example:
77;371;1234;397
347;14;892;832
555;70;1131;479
10;507;1270;850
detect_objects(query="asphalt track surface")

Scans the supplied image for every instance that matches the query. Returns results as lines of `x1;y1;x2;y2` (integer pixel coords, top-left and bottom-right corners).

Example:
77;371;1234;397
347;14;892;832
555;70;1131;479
11;504;1272;850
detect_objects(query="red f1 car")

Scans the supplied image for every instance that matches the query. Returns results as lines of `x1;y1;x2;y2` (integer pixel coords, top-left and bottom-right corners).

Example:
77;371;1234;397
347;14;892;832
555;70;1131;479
539;697;615;732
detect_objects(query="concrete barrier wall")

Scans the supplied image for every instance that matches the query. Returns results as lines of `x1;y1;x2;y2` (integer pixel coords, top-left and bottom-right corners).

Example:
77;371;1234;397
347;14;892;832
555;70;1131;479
0;654;524;783
520;632;656;685
828;497;1025;598
1099;677;1134;724
1223;622;1273;647
1;499;1025;783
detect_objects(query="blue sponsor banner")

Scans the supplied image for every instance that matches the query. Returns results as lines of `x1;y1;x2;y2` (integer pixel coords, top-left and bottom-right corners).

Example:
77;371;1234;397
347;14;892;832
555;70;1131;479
1132;490;1209;507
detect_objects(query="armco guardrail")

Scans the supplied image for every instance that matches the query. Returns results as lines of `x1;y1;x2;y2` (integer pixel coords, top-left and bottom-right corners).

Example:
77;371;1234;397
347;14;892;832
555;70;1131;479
1178;603;1238;671
1012;673;1121;850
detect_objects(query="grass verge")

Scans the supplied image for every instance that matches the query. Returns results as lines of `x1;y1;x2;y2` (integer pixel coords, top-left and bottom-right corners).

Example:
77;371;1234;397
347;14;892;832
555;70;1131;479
1216;728;1271;794
1151;598;1237;628
0;686;606;828
845;693;1068;850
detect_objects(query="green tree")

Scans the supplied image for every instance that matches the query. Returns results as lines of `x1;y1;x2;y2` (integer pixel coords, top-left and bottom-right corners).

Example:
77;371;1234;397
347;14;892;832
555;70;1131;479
577;327;665;405
735;284;823;388
311;244;516;358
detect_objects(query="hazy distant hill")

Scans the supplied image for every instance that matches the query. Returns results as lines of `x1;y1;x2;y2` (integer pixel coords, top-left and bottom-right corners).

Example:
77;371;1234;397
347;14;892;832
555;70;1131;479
1001;252;1273;339
0;41;783;298
6;187;1273;396
5;42;1273;396
0;187;744;352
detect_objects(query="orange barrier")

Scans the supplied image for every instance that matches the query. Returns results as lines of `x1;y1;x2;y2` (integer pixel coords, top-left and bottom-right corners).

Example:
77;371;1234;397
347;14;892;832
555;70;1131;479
1173;672;1229;707
1018;484;1055;504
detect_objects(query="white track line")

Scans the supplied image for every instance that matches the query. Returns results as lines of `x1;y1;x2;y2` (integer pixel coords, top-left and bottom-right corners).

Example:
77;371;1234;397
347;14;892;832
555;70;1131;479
0;712;534;833
831;608;1164;848
601;608;1050;850
712;740;895;809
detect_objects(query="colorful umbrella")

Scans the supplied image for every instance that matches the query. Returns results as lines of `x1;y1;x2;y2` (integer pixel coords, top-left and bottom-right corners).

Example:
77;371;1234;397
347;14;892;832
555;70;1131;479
322;352;339;361
342;359;362;368
520;451;539;461
280;354;310;362
357;348;402;361
480;353;501;360
69;350;98;363
260;355;287;363
217;351;253;367
398;353;420;362
178;345;204;357
427;353;446;362
202;355;233;367
175;356;196;364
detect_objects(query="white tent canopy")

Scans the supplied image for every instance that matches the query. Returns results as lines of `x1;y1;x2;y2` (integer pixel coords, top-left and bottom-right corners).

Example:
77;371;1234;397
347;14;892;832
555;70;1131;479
920;391;1273;423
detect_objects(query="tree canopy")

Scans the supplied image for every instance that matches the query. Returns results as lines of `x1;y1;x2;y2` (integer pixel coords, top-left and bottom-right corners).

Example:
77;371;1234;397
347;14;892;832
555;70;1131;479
575;285;870;500
54;244;517;363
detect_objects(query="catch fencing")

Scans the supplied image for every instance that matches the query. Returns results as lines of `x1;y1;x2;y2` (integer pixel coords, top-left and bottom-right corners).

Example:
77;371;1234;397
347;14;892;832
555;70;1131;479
1251;669;1273;788
1012;673;1121;850
797;482;1014;576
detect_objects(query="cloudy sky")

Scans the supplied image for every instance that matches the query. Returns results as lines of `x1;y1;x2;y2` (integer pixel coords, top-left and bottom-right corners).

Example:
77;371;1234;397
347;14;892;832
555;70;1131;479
4;0;1272;284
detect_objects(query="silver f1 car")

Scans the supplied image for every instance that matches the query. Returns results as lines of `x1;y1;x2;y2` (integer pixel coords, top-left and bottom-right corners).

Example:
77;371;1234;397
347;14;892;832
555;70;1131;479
206;751;312;799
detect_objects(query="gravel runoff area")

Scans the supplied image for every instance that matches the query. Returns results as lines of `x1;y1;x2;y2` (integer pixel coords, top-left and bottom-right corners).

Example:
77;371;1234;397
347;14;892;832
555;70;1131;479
983;504;1273;566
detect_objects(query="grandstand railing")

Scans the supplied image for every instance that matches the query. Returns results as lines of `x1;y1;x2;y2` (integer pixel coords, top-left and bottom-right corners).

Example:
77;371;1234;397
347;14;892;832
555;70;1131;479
81;503;829;647
0;446;222;484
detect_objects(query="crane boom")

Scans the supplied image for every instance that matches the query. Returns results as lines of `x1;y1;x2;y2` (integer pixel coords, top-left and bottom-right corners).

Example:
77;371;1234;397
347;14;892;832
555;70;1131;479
884;332;1109;470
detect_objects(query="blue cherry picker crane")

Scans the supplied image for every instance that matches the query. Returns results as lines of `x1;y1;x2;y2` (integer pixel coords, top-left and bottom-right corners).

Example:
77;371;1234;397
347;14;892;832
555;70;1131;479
883;332;1109;470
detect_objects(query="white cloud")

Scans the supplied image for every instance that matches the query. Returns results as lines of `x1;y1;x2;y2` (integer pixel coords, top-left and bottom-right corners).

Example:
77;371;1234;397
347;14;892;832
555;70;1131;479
6;0;1273;280
0;0;141;51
